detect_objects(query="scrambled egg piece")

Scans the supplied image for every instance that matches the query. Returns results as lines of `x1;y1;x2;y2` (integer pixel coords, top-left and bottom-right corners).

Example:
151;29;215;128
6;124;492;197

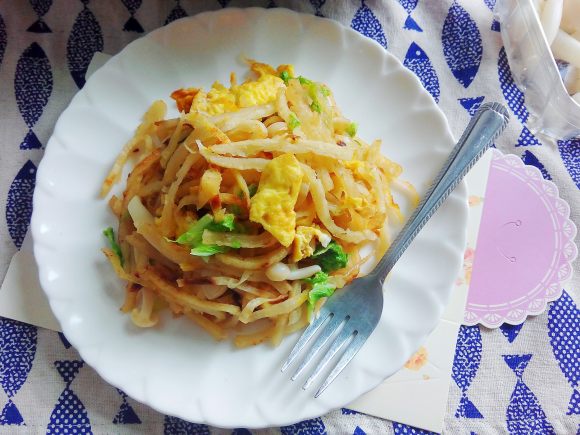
250;154;302;247
172;62;294;116
201;84;238;115
291;226;331;262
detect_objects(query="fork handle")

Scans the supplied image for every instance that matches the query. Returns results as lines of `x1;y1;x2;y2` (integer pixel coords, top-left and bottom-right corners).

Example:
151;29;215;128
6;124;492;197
373;102;510;280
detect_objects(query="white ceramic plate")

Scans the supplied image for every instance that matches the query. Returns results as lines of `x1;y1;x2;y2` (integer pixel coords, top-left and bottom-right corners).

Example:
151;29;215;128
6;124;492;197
32;8;467;428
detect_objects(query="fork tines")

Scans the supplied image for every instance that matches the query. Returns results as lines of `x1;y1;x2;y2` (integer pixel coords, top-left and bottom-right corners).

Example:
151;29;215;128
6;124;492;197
281;308;367;398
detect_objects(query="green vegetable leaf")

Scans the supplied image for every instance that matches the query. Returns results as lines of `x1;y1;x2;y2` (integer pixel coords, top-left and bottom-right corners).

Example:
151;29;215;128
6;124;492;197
308;284;336;308
248;184;258;197
173;215;236;258
280;70;291;84
312;241;349;272
304;272;336;310
190;244;228;257
346;122;358;137
175;214;213;246
320;86;330;97
310;100;321;113
230;239;242;249
288;113;301;130
103;227;124;266
206;214;235;232
298;76;313;85
304;271;329;285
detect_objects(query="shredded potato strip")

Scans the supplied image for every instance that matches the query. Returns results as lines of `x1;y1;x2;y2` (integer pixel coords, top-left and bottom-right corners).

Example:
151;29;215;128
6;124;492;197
210;277;277;297
210;103;276;129
301;164;376;243
202;231;276;248
197;140;270;171
101;100;166;197
160;116;186;167
215;247;289;270
209;138;353;160
239;294;287;323
121;149;161;210
158;153;200;236
245;291;308;323
142;268;240;318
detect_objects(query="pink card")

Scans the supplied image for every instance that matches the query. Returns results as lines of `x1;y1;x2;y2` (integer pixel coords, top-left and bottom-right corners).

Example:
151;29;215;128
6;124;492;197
464;150;578;328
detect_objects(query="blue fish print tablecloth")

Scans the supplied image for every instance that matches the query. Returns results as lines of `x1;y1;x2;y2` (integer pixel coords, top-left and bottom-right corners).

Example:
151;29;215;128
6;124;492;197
0;1;579;433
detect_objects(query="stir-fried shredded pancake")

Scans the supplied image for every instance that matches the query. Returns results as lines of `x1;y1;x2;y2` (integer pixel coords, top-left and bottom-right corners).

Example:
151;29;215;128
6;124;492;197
101;60;412;347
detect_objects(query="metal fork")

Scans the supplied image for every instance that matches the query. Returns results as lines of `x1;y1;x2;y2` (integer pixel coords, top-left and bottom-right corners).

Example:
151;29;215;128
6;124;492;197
281;102;510;397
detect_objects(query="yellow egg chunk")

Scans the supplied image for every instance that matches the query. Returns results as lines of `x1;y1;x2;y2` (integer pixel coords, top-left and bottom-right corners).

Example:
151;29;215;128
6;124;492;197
189;69;284;115
205;83;238;115
233;74;284;108
250;154;303;247
292;226;330;262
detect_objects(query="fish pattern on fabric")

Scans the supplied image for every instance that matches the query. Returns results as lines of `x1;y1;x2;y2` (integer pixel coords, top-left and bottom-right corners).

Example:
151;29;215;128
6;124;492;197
67;0;103;88
165;0;188;26
281;417;327;434
112;388;141;424
121;0;144;33
499;323;524;343
483;0;500;31
458;96;485;116
27;0;52;33
503;354;555;434
452;325;484;419
397;0;422;31
522;150;552;180
515;126;541;147
309;0;326;17
0;319;37;426
351;1;388;49
393;421;438;434
498;47;529;124
47;360;92;434
6;160;37;249
557;138;580;189
497;46;544;149
163;415;210;434
548;291;580;415
442;1;482;88
342;408;361;415
403;41;440;103
14;42;52;150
